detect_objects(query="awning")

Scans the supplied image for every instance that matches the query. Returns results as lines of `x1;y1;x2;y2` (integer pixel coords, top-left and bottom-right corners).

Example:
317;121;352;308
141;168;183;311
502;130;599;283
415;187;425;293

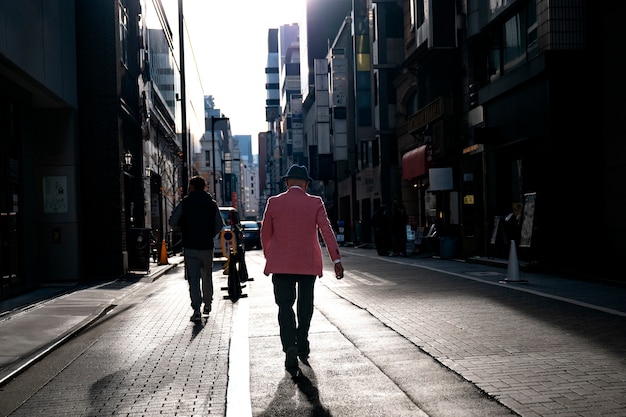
402;145;430;180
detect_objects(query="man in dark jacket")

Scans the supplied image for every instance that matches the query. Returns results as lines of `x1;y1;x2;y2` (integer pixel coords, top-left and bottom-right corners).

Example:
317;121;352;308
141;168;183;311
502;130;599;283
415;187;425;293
169;176;224;322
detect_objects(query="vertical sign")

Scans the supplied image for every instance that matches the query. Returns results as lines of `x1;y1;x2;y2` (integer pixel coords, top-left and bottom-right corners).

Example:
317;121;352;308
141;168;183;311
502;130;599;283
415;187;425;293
519;192;536;248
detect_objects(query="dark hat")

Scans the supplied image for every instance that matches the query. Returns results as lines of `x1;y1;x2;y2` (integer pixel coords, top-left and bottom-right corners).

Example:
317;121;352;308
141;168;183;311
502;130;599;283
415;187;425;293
281;164;313;182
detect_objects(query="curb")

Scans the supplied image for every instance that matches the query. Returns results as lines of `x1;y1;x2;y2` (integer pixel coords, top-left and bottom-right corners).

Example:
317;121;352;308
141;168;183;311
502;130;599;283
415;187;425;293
0;259;181;387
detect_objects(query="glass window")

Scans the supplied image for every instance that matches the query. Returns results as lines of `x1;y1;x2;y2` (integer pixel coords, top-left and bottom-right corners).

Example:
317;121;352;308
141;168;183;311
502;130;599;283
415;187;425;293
485;1;539;83
503;14;525;71
488;29;502;81
360;141;370;168
145;0;178;115
372;5;377;42
526;1;538;58
356;53;371;72
119;2;129;67
417;0;426;27
374;73;379;106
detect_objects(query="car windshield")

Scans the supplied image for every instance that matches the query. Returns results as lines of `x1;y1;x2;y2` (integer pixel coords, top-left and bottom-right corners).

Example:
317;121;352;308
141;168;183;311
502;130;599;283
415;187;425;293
241;221;258;229
219;208;239;226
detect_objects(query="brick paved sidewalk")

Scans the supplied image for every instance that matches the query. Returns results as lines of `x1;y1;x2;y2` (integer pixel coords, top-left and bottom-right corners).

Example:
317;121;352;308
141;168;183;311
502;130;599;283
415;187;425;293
7;268;234;416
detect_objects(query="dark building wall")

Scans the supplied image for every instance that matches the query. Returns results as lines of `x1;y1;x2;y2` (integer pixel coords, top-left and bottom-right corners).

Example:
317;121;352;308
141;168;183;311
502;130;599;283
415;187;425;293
0;0;78;107
464;0;621;278
394;0;626;280
0;0;80;296
75;0;141;277
599;0;626;275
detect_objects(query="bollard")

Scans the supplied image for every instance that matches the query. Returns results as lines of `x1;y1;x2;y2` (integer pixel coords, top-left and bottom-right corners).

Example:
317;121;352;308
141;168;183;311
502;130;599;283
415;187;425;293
223;250;247;301
237;244;253;283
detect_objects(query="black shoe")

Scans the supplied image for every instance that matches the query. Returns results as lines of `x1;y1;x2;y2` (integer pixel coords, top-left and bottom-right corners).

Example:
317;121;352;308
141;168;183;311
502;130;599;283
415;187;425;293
203;305;211;315
190;310;202;322
285;347;299;377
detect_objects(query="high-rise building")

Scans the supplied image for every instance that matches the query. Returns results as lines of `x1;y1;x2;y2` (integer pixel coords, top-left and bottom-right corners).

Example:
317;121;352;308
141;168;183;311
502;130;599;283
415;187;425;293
265;29;281;127
279;24;303;165
234;135;259;220
300;0;352;101
263;29;282;202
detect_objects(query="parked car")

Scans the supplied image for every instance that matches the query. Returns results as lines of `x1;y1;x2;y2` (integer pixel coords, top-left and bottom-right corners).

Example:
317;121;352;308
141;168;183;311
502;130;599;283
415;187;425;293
213;207;242;258
241;220;261;250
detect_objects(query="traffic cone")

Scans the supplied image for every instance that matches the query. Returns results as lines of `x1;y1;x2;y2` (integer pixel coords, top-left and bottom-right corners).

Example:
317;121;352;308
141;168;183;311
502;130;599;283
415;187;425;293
500;240;527;283
158;239;168;265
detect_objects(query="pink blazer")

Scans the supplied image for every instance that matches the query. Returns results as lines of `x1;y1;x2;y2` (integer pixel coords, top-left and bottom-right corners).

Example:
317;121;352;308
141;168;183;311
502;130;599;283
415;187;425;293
261;187;341;277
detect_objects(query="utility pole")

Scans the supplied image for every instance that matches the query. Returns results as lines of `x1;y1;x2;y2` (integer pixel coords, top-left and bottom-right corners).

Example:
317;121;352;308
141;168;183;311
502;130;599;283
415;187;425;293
178;0;188;195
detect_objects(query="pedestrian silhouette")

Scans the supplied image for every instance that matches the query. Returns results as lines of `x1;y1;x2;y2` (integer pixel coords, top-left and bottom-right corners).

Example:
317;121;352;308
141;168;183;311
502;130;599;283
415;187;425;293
371;205;390;256
169;176;224;322
392;201;408;256
261;164;344;378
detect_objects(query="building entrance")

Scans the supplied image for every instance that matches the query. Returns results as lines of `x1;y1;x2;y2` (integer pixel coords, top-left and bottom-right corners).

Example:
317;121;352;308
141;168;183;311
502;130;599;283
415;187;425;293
0;97;23;299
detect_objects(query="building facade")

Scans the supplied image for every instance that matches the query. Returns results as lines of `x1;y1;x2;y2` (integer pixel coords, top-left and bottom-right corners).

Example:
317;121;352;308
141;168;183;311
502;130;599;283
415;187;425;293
0;0;208;301
262;0;625;281
233;135;260;220
1;0;80;298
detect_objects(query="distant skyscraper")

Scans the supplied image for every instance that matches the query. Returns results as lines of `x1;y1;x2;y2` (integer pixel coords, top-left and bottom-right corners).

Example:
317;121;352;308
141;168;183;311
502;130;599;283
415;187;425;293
234;135;253;163
265;29;280;125
234;135;259;219
279;24;299;70
279;24;303;161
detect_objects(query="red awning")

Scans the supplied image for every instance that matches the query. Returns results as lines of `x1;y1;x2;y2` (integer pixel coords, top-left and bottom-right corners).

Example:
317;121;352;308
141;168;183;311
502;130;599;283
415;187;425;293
402;145;430;180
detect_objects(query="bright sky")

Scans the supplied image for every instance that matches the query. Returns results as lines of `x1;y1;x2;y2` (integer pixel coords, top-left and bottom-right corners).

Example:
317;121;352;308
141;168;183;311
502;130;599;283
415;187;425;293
182;0;304;143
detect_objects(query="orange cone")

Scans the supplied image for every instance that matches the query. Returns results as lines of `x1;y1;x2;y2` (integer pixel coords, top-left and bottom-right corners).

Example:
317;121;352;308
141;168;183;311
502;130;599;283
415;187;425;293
158;239;168;265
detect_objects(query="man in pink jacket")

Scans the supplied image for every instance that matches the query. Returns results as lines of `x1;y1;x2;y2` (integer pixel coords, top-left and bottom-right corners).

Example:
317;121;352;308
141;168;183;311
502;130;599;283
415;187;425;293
261;164;344;377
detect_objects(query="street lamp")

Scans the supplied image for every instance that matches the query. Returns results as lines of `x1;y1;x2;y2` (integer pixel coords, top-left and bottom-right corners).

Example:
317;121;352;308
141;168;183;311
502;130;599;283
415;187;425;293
124;151;132;167
211;115;229;201
123;150;133;175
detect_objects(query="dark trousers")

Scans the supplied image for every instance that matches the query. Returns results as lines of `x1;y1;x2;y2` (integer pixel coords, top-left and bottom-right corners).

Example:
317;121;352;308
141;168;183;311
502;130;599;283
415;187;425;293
272;273;316;355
